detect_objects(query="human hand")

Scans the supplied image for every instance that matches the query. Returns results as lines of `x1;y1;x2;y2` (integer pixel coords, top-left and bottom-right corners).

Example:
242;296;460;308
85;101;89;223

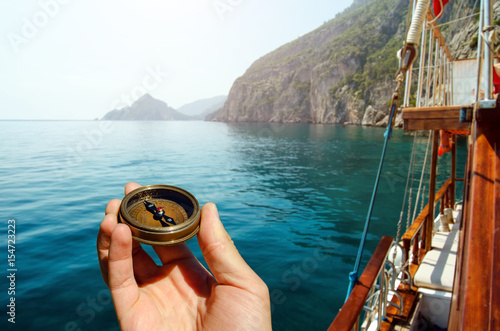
97;182;272;331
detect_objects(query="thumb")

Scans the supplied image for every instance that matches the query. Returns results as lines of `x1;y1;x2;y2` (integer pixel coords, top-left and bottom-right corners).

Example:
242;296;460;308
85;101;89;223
197;203;261;288
108;223;140;314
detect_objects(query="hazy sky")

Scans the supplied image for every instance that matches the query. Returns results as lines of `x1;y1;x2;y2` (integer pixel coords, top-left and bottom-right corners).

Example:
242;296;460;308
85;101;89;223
1;0;351;120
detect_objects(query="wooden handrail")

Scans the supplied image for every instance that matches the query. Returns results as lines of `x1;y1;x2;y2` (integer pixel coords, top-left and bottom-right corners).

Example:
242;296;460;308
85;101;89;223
402;178;453;242
328;236;394;331
400;178;457;268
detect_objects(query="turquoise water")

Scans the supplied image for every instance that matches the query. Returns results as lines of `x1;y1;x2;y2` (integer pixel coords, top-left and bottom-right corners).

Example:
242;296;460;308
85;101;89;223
0;121;465;330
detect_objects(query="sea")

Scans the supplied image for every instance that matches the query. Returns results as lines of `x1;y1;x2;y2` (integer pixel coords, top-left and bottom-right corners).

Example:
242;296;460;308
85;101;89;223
0;120;466;331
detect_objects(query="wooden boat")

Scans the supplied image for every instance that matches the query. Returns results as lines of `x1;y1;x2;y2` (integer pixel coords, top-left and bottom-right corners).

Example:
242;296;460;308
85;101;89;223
329;0;499;329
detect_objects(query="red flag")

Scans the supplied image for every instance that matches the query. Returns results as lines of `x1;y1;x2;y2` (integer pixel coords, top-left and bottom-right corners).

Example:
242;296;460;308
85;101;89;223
433;0;450;19
494;64;500;94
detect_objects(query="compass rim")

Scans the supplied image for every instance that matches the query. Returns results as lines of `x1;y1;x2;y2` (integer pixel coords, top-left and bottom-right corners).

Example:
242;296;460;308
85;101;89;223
118;185;201;246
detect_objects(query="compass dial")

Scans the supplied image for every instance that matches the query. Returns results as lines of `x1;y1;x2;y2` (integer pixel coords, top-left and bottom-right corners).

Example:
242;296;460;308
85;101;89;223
119;185;201;246
128;199;188;227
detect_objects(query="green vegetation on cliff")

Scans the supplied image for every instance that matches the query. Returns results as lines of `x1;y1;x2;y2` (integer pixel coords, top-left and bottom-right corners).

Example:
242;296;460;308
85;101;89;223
210;0;483;125
212;0;408;124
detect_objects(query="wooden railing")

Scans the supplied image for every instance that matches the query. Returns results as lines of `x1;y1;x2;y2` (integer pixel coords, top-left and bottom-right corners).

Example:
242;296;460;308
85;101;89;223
329;178;462;330
401;178;458;272
328;236;394;331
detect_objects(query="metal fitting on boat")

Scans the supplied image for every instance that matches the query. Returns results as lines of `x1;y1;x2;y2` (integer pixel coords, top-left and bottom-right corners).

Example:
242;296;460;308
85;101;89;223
438;213;451;232
444;208;454;224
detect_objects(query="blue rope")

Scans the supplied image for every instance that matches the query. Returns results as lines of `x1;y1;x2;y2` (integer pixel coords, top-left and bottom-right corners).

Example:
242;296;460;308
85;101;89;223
345;103;397;301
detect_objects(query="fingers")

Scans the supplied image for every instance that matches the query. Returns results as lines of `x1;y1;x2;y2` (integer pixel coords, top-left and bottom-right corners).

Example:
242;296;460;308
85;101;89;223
125;182;142;194
98;182;157;286
105;198;121;215
153;243;196;266
97;199;122;287
108;223;140;314
197;203;262;289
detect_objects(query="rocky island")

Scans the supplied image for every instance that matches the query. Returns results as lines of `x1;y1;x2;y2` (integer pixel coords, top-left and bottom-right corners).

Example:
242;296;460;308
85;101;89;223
101;94;226;121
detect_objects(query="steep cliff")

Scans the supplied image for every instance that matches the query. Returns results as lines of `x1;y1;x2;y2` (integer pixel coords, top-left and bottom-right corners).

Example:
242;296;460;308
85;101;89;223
448;1;500;59
211;0;407;124
210;0;488;125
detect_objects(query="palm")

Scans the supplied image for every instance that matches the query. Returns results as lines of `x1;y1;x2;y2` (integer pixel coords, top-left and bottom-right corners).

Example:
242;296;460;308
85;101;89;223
97;183;271;331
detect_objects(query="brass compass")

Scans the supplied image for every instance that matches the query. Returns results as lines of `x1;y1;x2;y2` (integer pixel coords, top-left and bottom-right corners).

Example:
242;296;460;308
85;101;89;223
118;185;201;246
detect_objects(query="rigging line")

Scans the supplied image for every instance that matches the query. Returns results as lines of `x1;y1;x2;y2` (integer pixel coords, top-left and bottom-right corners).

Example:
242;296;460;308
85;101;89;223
452;0;470;26
412;131;432;222
408;143;418;235
434;13;479;29
346;102;398;300
408;132;419;229
479;28;499;54
451;0;479;32
396;131;419;243
345;0;426;301
446;0;479;40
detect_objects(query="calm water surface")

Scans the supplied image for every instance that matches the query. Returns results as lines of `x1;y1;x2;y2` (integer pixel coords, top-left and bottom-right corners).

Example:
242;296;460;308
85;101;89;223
0;121;465;330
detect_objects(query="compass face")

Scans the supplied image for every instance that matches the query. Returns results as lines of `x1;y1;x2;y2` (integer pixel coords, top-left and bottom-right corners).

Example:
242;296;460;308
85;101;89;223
119;185;201;246
128;199;188;227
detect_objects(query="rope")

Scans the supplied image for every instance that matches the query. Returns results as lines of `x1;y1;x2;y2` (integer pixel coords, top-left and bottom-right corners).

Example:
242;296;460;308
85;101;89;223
412;131;432;222
407;188;413;229
447;0;480;40
480;26;499;55
345;0;423;301
396;131;419;243
407;133;419;229
408;0;431;46
421;185;426;212
345;102;398;300
435;13;479;29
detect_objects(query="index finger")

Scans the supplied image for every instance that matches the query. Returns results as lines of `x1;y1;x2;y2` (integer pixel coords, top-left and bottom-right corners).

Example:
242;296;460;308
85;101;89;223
125;182;142;195
97;199;122;286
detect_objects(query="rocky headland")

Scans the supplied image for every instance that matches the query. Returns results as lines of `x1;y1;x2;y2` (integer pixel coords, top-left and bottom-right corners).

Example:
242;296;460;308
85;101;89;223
208;0;484;127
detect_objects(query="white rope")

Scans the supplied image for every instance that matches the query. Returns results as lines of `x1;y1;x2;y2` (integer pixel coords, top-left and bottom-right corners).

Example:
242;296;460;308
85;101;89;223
412;131;432;222
442;0;480;47
407;187;413;229
408;0;431;45
434;13;479;29
396;131;419;242
421;185;426;212
480;26;499;54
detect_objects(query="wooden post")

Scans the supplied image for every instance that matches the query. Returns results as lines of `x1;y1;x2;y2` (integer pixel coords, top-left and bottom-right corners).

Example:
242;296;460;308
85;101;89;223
442;184;447;213
425;130;439;252
412;233;420;264
451;134;457;207
403;238;411;277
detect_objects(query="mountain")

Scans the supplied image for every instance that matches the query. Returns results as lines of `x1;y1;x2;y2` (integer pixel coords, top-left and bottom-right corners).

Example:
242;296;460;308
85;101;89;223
102;94;190;121
208;0;481;125
209;0;406;125
177;95;227;119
